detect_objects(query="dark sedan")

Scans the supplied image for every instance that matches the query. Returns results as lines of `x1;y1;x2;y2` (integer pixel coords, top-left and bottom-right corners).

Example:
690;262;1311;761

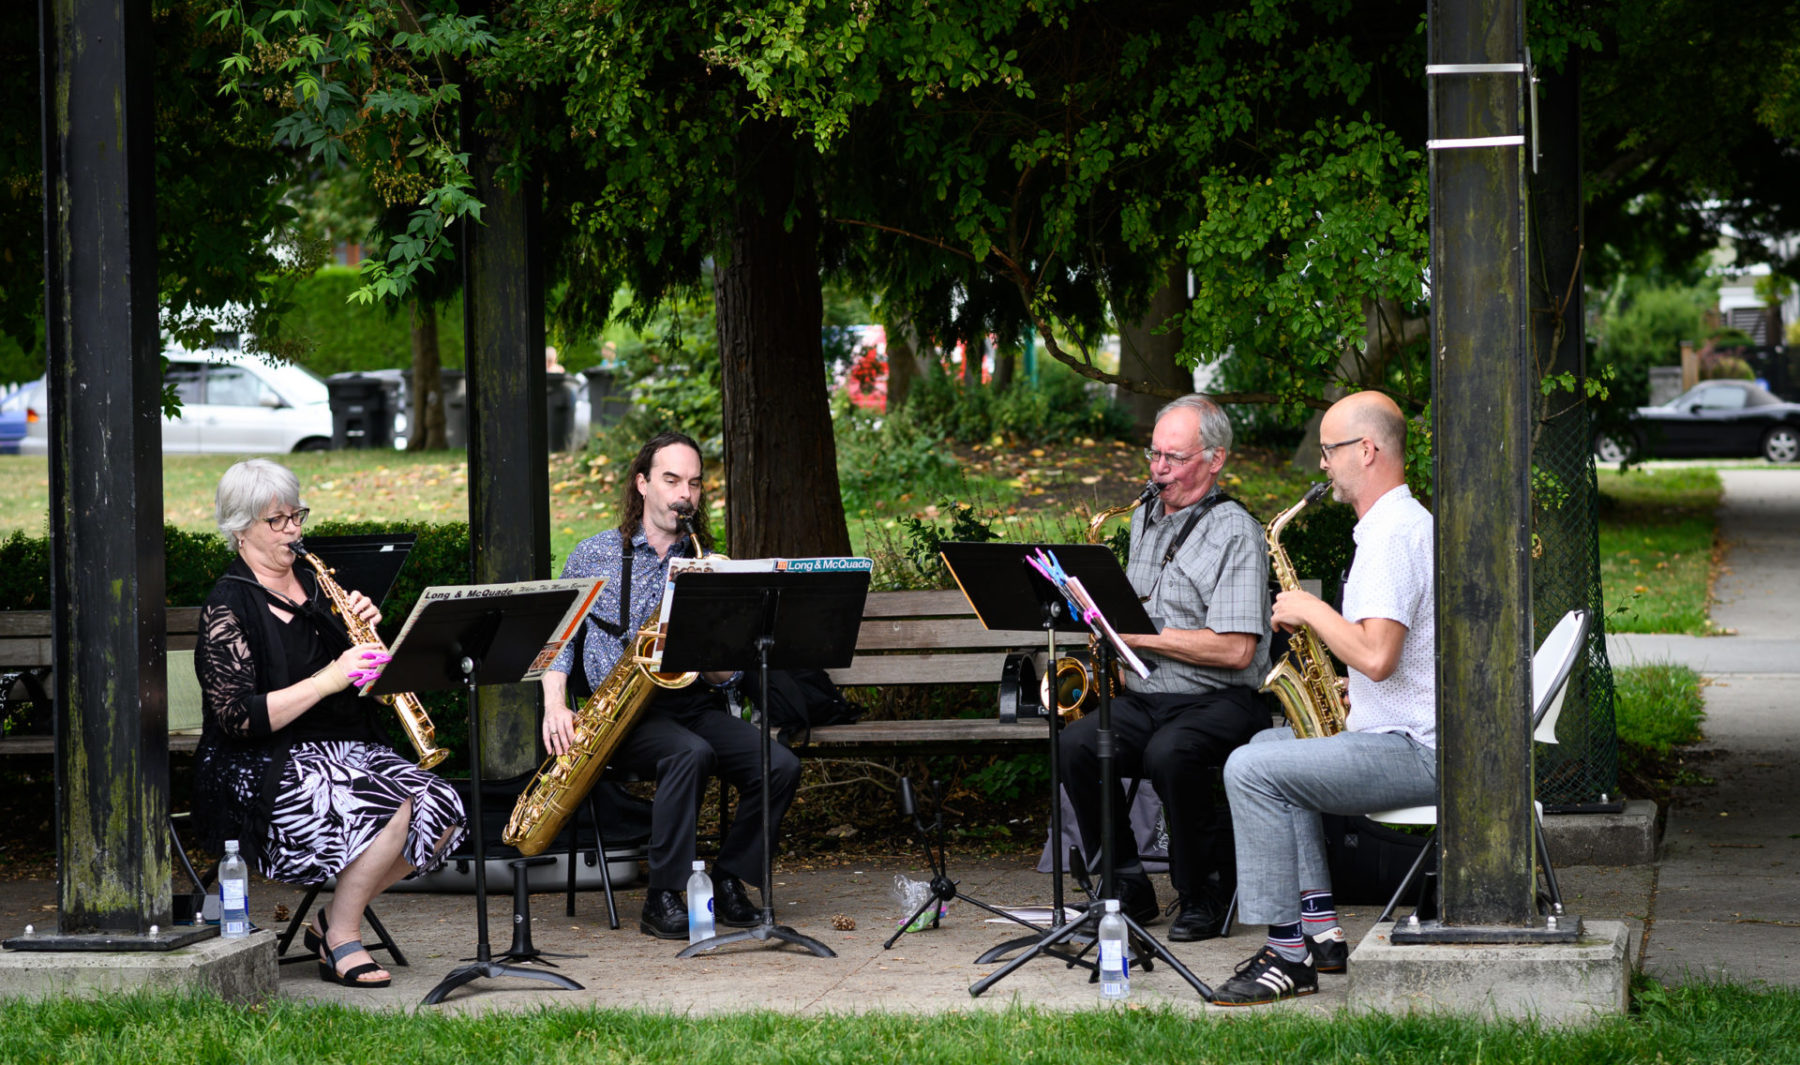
1595;379;1800;464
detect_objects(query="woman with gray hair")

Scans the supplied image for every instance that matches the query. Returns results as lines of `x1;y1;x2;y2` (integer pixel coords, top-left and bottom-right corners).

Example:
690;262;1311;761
191;458;466;989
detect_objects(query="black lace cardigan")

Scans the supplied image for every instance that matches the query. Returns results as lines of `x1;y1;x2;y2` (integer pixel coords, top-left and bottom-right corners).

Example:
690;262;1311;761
190;556;360;864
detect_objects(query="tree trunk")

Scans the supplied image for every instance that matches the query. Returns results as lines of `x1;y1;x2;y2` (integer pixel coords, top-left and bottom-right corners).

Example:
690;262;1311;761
993;340;1016;392
409;300;447;450
715;122;851;558
884;316;919;410
1116;260;1191;436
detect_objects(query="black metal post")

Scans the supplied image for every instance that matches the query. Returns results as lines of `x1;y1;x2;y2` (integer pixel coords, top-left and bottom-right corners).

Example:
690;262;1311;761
37;0;173;943
1426;0;1537;929
461;93;551;781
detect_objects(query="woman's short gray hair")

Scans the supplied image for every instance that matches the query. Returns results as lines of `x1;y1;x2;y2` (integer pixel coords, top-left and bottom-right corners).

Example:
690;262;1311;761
216;459;303;549
1155;394;1233;454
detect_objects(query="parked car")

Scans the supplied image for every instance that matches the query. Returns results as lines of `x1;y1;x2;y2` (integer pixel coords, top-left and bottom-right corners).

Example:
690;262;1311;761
21;348;334;455
1595;379;1800;464
0;379;45;454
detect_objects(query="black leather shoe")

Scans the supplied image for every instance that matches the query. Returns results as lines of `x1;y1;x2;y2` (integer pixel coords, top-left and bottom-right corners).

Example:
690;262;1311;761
714;874;762;928
638;888;689;939
1168;890;1228;942
1115;873;1160;925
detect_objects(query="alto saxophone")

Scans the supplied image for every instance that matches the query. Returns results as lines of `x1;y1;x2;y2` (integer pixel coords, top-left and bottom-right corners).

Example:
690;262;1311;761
1260;482;1348;738
503;509;724;856
289;541;450;770
1041;481;1163;717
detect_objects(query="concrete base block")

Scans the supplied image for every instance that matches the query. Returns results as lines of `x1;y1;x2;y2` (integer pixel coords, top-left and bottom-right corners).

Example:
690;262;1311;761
1543;800;1659;865
1348;919;1630;1024
0;929;276;1004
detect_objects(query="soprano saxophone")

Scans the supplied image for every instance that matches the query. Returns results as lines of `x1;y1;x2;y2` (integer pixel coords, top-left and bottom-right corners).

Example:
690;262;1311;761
1260;482;1348;738
289;540;450;770
503;507;723;856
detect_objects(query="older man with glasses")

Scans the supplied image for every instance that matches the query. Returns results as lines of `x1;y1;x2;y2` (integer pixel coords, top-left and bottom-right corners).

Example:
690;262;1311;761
1056;393;1272;942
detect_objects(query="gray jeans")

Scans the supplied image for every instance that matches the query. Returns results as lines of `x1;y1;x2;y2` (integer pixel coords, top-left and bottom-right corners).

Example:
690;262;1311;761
1223;726;1438;926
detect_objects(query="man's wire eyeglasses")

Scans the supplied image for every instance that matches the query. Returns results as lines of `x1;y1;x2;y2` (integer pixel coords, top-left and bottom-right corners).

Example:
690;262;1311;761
1318;437;1367;462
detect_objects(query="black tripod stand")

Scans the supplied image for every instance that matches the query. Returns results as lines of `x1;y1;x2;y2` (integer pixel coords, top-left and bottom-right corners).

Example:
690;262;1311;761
659;569;869;960
363;578;603;1005
966;604;1214;999
884;777;1046;950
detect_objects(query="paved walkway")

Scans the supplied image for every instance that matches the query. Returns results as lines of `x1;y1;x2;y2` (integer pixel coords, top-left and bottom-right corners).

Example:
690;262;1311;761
1609;467;1800;987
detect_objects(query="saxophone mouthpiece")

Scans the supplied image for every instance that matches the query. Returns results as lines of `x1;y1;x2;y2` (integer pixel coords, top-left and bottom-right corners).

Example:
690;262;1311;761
1302;481;1331;506
671;501;697;519
288;538;309;558
1139;481;1165;504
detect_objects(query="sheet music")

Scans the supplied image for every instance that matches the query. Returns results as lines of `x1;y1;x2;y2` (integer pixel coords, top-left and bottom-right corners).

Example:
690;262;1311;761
657;556;873;626
387;577;607;682
1064;575;1152;679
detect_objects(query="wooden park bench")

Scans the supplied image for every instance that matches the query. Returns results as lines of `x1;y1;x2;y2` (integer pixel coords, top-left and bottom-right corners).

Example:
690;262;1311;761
0;608;206;755
806;589;1059;758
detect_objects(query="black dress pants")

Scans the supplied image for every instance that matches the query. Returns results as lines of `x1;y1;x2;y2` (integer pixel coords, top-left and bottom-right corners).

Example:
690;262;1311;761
610;684;801;892
1057;686;1266;900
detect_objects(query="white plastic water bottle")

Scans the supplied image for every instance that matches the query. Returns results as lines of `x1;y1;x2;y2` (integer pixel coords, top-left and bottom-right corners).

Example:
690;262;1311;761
687;860;715;943
1098;898;1129;999
219;840;250;940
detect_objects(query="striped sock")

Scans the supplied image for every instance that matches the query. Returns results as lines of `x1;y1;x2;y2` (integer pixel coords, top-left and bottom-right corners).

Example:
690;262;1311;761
1300;890;1338;937
1267;921;1308;963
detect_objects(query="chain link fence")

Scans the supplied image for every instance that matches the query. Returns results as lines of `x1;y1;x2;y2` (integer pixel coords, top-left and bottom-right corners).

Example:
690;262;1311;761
1532;399;1620;806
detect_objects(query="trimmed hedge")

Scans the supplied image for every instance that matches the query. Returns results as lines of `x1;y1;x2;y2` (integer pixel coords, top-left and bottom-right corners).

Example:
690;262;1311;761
1;522;470;622
283;267;465;376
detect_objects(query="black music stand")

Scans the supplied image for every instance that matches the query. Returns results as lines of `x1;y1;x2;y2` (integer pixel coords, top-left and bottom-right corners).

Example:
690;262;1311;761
296;533;416;604
368;580;600;1005
944;542;1214;1000
658;568;869;959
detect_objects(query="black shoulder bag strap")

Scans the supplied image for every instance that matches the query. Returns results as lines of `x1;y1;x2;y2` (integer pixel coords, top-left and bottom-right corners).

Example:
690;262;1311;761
568;545;634;705
1161;490;1240;567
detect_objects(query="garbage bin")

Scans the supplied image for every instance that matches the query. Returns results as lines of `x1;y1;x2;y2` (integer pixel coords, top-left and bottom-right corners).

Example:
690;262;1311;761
326;373;394;450
581;366;629;431
546;372;578;451
439;370;468;450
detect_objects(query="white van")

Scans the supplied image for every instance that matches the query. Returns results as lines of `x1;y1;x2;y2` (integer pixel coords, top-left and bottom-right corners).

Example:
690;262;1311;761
21;348;335;455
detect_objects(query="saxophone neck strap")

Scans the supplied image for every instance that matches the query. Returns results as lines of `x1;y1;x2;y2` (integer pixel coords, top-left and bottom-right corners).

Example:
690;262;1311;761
1160;490;1239;567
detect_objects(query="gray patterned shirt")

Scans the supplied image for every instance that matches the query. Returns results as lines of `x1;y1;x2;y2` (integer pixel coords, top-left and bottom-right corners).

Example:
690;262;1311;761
1123;489;1271;694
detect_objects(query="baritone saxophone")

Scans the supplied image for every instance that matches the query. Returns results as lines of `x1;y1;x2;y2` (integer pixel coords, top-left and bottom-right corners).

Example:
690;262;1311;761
289;540;450;770
503;507;723;856
1260;482;1348;737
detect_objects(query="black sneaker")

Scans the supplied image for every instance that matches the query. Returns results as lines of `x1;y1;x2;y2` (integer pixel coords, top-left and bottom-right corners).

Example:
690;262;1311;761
1212;945;1318;1006
1115;873;1160;925
1309;927;1349;973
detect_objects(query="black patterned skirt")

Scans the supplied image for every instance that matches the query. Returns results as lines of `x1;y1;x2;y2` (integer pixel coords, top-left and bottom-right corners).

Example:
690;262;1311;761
261;740;467;886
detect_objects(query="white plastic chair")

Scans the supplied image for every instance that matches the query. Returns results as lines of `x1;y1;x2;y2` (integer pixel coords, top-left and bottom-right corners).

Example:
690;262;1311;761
1371;609;1590;923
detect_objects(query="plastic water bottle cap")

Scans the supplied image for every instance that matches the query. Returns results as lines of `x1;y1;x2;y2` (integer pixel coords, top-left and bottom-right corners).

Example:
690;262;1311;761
692;860;706;872
1104;899;1120;912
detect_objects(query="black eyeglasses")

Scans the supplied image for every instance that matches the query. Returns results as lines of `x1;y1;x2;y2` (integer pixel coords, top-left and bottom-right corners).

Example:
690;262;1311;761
1318;437;1368;462
263;508;310;531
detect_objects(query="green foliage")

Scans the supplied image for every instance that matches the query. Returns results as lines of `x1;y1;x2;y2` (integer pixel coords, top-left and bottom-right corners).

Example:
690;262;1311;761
1596;468;1721;635
608;290;726;451
906;359;1131;446
207;1;496;307
1613;662;1706;756
1697;352;1755;382
834;406;963;514
283;267;465;376
0;522;469;618
1180;119;1430;403
1594;280;1713;409
877;504;1002;590
962;754;1048;804
0;328;42;390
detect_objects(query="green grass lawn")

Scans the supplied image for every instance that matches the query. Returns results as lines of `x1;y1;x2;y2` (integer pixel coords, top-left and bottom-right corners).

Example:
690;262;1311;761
1;980;1795;1065
1595;468;1723;635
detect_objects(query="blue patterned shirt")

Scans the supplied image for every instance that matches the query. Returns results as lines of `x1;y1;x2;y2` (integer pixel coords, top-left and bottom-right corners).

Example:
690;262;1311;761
548;527;690;691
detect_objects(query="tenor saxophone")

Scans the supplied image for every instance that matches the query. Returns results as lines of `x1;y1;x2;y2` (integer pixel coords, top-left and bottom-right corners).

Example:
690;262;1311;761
1040;481;1163;717
289;541;450;770
1260;482;1348;738
502;509;724;856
